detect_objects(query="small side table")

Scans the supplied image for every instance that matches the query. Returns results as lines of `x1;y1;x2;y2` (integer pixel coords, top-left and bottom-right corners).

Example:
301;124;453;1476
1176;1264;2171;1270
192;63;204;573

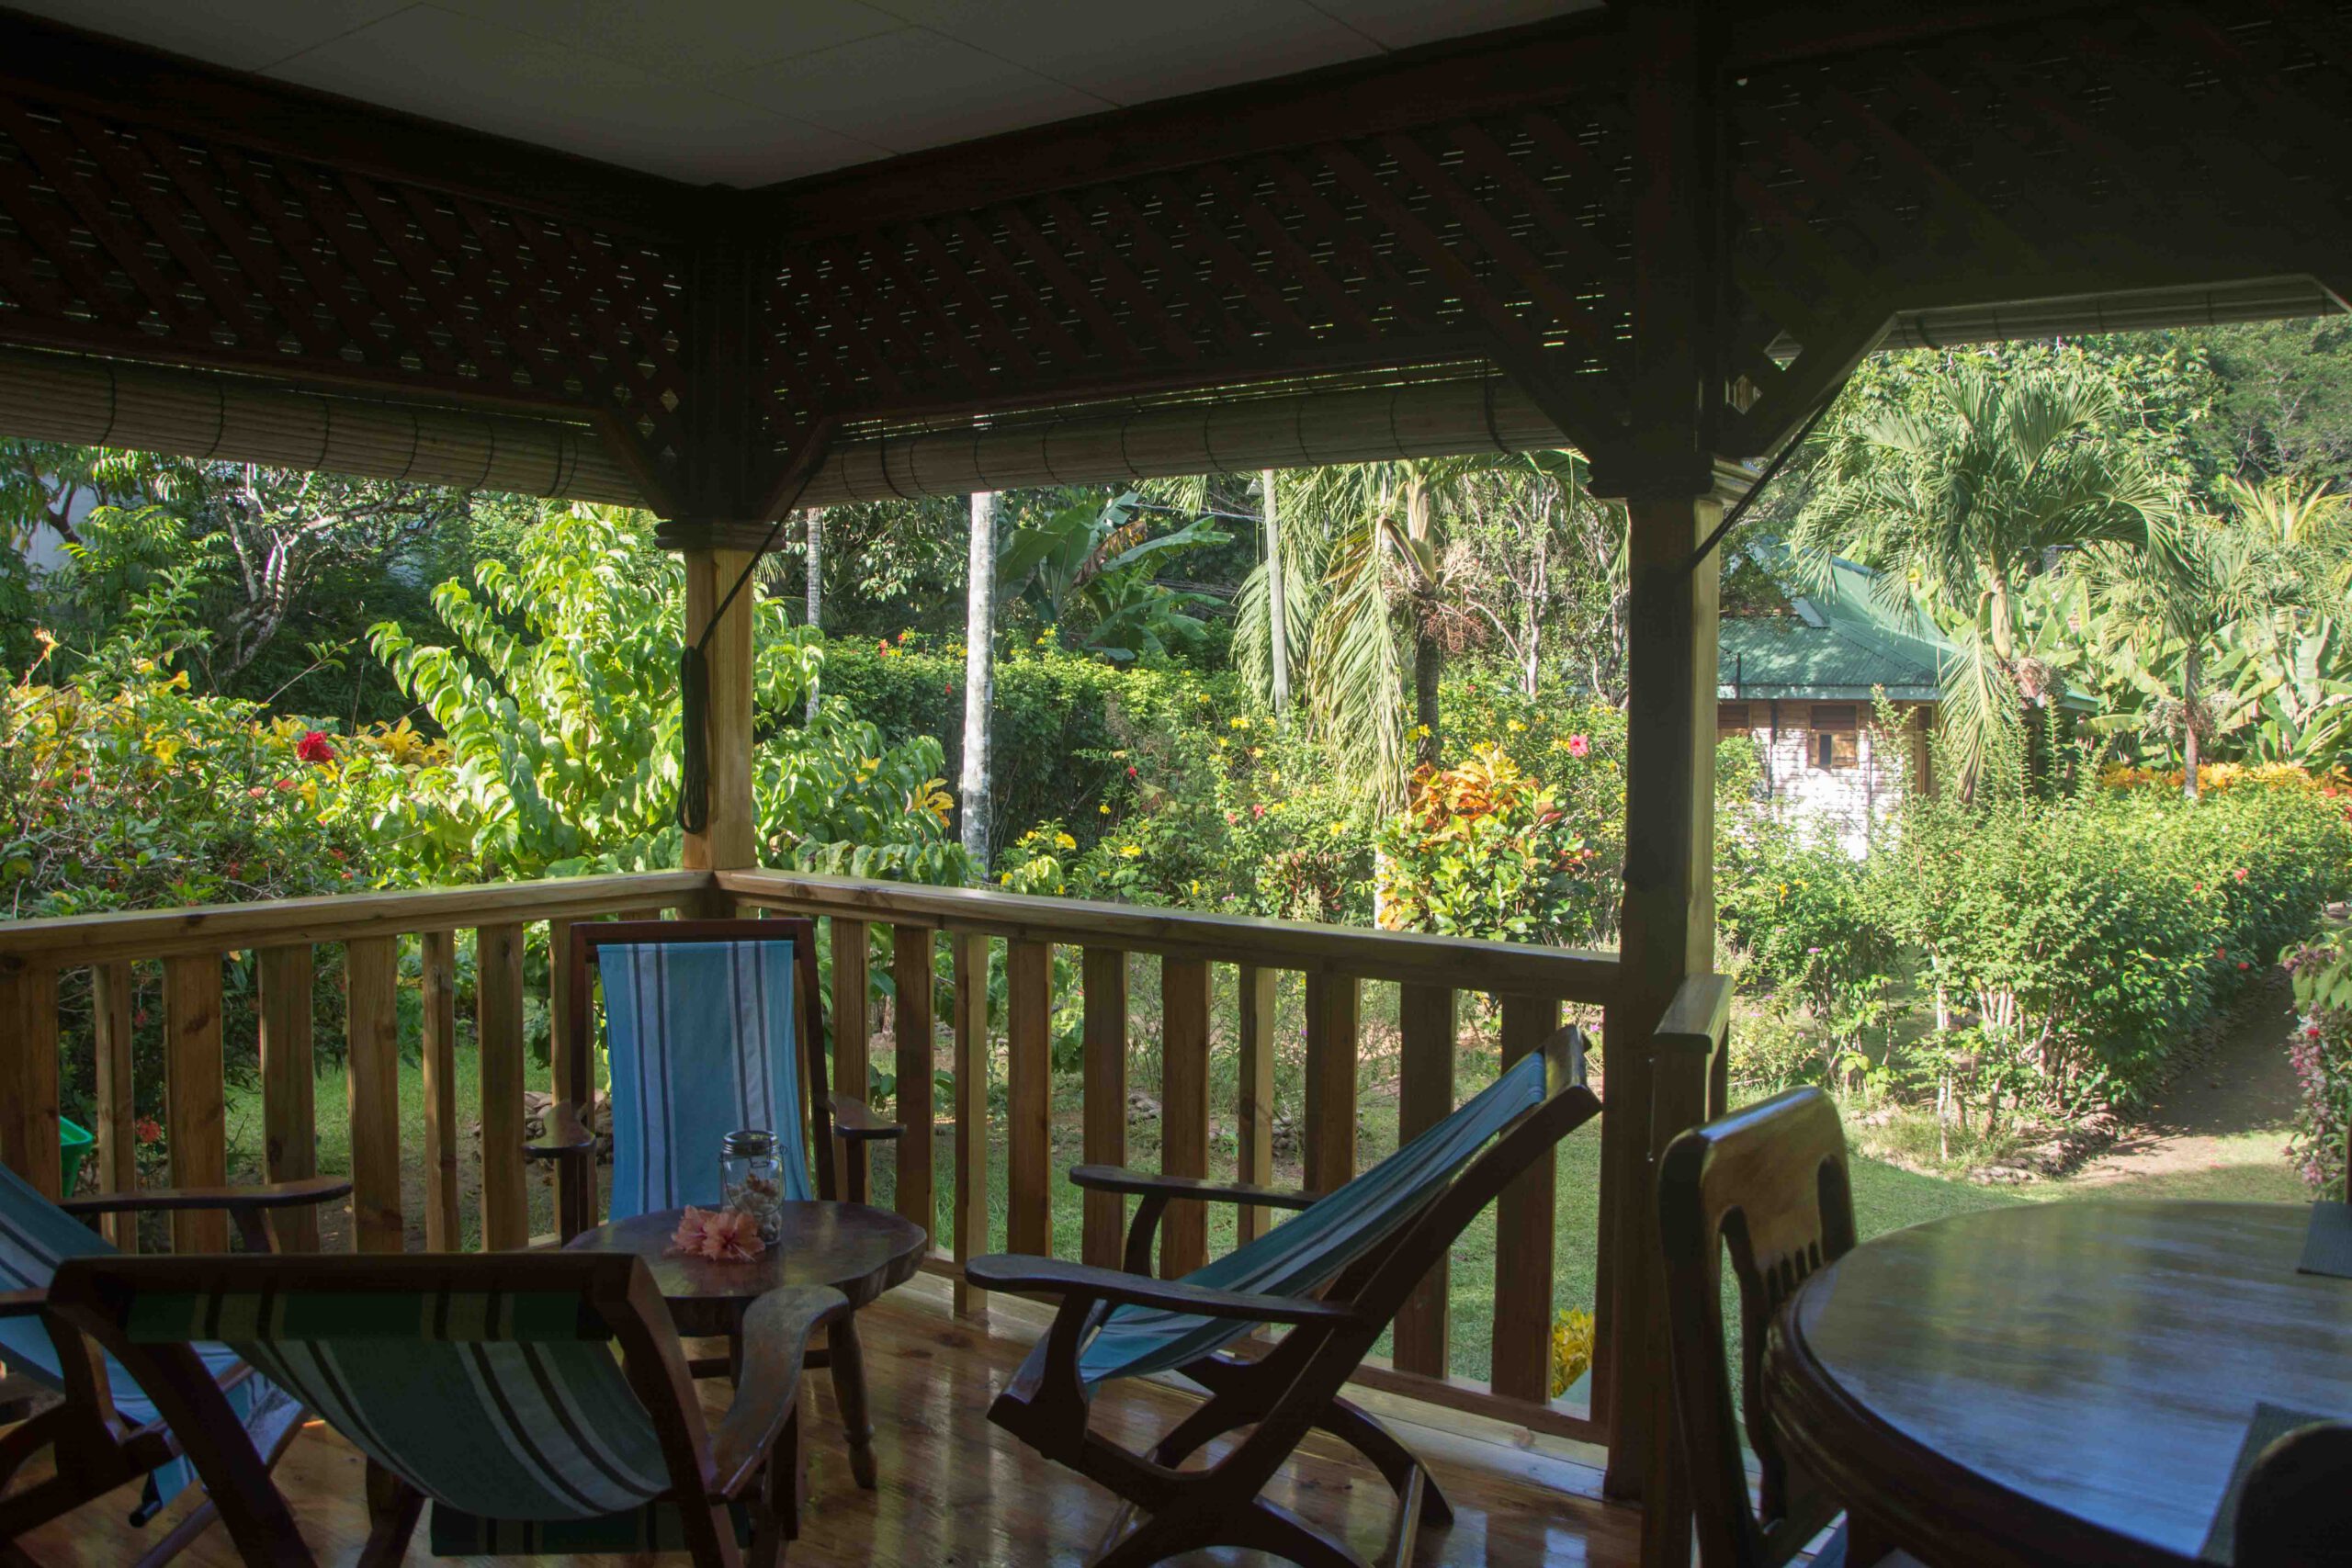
564;1200;925;1489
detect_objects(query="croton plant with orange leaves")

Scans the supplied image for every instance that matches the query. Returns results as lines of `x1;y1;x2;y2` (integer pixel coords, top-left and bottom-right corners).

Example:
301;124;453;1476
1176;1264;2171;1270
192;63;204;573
1373;746;1611;946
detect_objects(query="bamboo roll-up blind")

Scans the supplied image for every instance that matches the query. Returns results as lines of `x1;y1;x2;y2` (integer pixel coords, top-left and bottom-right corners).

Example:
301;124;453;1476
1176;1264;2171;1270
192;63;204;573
798;371;1567;506
1867;276;2330;355
0;345;643;503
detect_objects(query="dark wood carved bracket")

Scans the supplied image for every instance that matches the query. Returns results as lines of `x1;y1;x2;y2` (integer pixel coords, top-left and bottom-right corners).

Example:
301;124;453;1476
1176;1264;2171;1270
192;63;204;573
0;1;2346;527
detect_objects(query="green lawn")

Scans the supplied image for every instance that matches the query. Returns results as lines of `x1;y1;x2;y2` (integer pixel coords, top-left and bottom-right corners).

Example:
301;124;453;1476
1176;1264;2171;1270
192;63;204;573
232;1035;2035;1382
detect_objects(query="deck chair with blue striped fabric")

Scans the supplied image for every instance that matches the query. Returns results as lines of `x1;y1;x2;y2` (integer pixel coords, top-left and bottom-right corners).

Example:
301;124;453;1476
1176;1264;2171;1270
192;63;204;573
532;919;904;1241
46;1250;846;1568
968;1023;1599;1568
0;1157;348;1566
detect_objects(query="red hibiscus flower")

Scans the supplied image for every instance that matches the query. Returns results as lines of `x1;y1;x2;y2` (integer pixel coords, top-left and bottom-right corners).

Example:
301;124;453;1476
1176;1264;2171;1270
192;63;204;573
134;1117;162;1145
295;730;336;764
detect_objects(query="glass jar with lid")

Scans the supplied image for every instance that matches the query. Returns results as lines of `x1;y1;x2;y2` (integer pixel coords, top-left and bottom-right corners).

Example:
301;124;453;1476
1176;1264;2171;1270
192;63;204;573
718;1129;786;1244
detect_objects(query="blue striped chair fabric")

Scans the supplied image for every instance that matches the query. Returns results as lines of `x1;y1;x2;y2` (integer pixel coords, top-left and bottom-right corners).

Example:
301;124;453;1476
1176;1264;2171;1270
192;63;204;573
119;1283;674;1527
1076;1050;1551;1387
597;938;814;1221
0;1162;300;1523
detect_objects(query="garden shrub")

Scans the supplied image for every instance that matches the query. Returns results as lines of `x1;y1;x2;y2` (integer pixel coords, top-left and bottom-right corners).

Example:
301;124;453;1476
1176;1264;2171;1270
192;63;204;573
2285;927;2352;1197
812;634;1242;859
1373;747;1611;945
1887;773;2352;1116
1717;810;1901;1050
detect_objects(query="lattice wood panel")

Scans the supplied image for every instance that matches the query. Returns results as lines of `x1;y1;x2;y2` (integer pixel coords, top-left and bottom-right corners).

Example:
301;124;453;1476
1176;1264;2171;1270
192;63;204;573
753;104;1641;466
0;92;692;485
1722;0;2352;455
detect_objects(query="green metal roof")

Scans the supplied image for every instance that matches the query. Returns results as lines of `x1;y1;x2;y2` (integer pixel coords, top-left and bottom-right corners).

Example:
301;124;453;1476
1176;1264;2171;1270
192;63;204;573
1718;550;1950;704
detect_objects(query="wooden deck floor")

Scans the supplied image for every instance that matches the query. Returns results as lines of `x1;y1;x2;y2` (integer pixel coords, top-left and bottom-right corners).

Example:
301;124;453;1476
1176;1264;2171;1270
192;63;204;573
10;1275;1643;1566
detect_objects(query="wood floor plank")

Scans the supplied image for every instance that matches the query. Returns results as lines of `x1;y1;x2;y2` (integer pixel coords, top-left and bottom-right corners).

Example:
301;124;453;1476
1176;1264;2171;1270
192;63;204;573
10;1286;1643;1566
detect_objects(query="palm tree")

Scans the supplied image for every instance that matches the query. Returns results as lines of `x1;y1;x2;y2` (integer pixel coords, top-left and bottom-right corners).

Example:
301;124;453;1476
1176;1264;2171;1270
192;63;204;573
1235;452;1584;807
1789;362;2183;795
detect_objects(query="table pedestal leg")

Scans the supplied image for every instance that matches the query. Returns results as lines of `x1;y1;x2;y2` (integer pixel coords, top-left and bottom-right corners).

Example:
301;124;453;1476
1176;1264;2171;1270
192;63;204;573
828;1314;877;1490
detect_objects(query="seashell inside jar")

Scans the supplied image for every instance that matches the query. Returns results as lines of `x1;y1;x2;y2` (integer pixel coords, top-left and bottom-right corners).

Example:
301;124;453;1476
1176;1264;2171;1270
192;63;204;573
718;1129;786;1244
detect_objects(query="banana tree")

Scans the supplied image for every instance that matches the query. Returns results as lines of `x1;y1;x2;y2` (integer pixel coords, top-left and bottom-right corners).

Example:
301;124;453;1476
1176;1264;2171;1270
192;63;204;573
994;491;1226;662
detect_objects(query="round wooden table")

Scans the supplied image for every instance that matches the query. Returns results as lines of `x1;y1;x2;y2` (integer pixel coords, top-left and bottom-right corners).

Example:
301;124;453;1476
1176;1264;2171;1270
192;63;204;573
565;1200;925;1490
1764;1201;2352;1567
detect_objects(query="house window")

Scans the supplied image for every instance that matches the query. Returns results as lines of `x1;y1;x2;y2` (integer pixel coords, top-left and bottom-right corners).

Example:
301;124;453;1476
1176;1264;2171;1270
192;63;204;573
1717;702;1750;732
1810;705;1860;768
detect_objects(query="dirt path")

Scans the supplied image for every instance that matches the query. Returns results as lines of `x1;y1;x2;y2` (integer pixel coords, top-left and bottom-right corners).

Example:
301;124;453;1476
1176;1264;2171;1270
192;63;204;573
2062;971;2306;1200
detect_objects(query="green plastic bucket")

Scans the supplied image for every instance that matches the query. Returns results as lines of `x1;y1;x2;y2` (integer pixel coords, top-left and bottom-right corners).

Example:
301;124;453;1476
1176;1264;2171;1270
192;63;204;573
58;1116;93;1194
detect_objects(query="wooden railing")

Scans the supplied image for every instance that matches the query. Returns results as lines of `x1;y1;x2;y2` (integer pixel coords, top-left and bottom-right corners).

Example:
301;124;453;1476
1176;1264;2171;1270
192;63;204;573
718;868;1621;1439
0;873;703;1254
0;866;1626;1442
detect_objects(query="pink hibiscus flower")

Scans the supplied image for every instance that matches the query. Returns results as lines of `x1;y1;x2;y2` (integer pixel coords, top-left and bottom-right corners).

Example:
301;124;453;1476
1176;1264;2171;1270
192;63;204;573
1566;734;1590;759
665;1205;765;1263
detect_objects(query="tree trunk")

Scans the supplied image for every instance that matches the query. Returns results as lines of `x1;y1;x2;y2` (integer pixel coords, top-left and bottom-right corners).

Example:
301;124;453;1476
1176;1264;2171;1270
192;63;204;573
805;508;823;723
961;492;998;873
1413;627;1442;768
2182;641;2201;801
1263;469;1289;720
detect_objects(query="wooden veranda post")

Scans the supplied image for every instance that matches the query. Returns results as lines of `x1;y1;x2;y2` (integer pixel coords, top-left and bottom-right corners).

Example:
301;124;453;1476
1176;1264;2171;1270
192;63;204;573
679;543;760;892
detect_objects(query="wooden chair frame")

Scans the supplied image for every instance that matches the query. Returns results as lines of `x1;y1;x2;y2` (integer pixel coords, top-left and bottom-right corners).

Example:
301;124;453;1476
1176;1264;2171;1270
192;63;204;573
0;1175;350;1568
1657;1087;1858;1568
969;1026;1598;1568
45;1250;845;1568
529;918;904;1236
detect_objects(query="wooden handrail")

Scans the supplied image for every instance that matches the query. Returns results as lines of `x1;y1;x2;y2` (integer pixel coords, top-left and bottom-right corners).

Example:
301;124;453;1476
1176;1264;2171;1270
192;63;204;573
0;872;709;968
718;869;1620;1001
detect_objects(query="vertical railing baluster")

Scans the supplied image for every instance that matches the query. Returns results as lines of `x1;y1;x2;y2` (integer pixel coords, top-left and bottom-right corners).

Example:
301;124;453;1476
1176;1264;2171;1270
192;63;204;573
1394;983;1457;1377
1304;973;1359;1193
1005;939;1052;1258
345;936;403;1254
831;917;871;1199
951;931;990;1317
546;915;578;1143
892;925;936;1245
91;961;137;1248
477;924;528;1252
257;945;317;1252
418;930;460;1251
1492;993;1561;1403
162;954;226;1252
1159;957;1212;1278
1234;964;1277;1245
1080;947;1128;1269
0;965;61;1203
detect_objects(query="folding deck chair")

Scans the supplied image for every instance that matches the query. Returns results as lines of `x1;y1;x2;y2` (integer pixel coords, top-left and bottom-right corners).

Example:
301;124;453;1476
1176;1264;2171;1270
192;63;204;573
46;1250;846;1568
0;1158;349;1564
968;1023;1599;1568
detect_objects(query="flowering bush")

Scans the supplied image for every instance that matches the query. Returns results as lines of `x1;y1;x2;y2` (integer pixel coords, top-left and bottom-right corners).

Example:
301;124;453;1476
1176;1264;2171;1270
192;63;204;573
1373;747;1609;945
2286;931;2352;1196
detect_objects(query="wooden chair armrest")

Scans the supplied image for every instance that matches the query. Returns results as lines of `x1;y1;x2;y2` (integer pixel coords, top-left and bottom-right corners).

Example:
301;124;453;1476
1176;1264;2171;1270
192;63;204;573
523;1101;596;1159
707;1287;848;1498
827;1094;904;1142
0;1288;46;1318
963;1254;1358;1325
60;1176;356;1214
1068;1164;1320;1212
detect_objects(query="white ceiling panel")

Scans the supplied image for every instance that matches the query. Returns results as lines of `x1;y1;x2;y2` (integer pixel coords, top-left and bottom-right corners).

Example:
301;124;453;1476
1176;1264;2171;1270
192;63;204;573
717;28;1112;156
1309;0;1592;51
875;0;1381;107
10;0;1604;186
6;0;413;73
430;0;907;83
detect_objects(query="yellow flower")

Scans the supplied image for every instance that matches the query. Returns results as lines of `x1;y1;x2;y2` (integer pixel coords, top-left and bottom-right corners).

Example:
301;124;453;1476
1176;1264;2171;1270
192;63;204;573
1229;716;1250;729
1328;821;1346;836
1507;719;1526;732
1119;843;1141;859
1099;802;1111;815
1054;831;1077;850
1550;1308;1595;1398
1248;747;1262;759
